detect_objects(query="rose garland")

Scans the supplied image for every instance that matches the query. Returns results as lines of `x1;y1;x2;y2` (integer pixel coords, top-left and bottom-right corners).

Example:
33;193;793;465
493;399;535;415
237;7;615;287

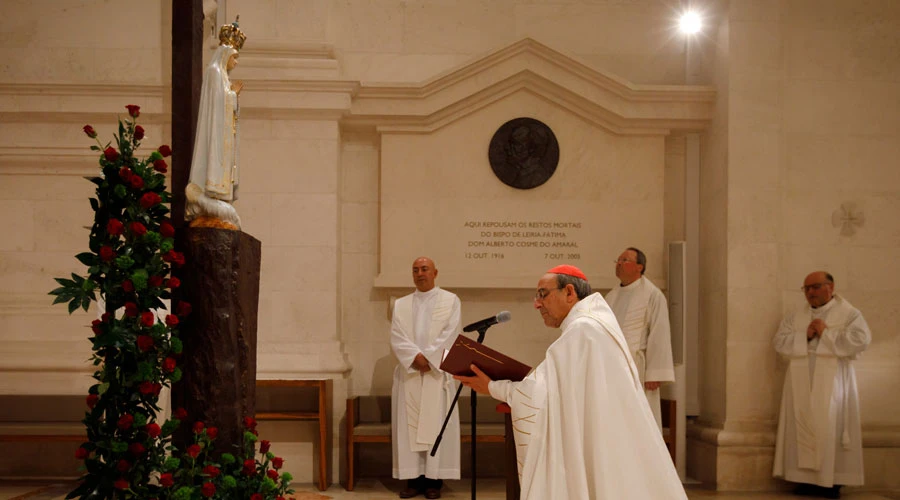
51;105;294;500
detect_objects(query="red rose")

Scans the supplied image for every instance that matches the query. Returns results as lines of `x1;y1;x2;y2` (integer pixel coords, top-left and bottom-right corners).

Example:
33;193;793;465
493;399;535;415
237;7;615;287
173;407;188;420
153;159;168;173
139;381;156;395
124;302;139;317
176;302;192;317
277;497;286;500
145;423;161;438
116;459;131;472
251;494;264;500
114;478;129;490
159;472;174;488
242;458;256;475
152;383;162;396
126;104;140;118
119;167;132;181
104;147;119;162
106;218;124;236
129;222;147;236
206;426;218;439
122;280;134;292
140;311;155;327
165;314;179;327
101;312;112;323
202;465;220;478
259;439;271;454
186;444;201;459
128;442;146;456
158;145;172;157
140;192;162;209
267;469;279;480
136;335;154;352
99;246;116;262
201;482;216;498
163;250;185;266
134;125;145;141
75;447;89;459
243;416;257;430
117;414;134;430
129;175;144;190
91;319;103;335
83;125;97;138
272;456;284;470
86;394;99;409
163;357;176;373
148;275;164;287
166;277;181;289
192;421;205;434
159;221;175;238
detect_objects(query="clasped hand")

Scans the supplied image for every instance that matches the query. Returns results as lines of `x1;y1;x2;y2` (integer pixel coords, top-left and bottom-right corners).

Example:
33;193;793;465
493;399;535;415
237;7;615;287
807;318;827;340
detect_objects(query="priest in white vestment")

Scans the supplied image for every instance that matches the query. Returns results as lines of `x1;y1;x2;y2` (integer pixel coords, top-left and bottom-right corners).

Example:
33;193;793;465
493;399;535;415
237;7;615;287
390;257;461;499
605;247;675;431
773;271;871;499
455;265;686;500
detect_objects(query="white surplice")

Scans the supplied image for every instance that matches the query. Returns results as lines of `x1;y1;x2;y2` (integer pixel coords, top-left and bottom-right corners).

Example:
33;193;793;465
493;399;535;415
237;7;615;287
489;293;686;500
605;276;676;430
773;295;870;487
390;287;461;480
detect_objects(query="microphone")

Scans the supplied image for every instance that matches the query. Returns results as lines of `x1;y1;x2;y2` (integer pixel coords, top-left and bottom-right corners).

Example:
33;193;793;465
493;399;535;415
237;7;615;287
462;311;511;332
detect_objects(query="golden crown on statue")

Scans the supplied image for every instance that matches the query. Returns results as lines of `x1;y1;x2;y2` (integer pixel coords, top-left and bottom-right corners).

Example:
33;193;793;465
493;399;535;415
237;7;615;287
218;15;246;51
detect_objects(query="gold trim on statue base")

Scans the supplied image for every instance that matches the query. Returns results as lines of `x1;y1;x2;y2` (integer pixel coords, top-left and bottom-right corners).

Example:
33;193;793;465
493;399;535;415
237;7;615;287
188;216;239;231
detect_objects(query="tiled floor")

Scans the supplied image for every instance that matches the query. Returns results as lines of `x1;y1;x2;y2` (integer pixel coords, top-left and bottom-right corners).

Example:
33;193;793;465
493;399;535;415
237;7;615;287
2;478;898;500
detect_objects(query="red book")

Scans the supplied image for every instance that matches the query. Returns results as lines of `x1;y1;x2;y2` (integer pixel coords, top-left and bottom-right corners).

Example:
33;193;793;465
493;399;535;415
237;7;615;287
440;334;532;382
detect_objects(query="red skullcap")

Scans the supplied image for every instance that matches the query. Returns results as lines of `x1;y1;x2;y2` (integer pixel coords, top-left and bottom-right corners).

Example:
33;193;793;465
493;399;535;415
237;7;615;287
547;264;588;281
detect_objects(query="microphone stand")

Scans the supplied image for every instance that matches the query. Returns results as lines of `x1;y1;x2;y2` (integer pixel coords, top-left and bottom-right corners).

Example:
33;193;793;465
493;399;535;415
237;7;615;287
430;326;489;500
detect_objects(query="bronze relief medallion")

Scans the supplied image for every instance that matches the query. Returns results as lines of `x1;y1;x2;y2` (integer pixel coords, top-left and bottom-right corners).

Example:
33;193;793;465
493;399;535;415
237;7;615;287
488;117;559;189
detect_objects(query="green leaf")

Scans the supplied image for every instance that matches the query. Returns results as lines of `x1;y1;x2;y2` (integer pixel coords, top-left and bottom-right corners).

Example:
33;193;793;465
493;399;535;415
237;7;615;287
89;198;99;211
75;252;96;266
67;299;79;314
81;296;91;312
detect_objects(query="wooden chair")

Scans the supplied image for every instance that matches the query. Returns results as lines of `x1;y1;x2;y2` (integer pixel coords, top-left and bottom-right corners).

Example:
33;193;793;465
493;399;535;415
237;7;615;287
660;398;676;464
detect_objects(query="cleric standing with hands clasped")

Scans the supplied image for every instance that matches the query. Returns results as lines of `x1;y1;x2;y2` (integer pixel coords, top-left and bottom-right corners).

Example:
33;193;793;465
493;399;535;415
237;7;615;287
455;265;686;500
390;257;461;499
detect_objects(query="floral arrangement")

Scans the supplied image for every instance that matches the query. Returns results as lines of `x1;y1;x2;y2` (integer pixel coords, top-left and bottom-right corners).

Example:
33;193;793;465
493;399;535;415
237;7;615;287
51;105;294;500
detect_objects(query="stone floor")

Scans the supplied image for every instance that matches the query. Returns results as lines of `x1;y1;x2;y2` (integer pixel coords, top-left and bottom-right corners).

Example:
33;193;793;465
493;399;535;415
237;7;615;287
2;478;898;500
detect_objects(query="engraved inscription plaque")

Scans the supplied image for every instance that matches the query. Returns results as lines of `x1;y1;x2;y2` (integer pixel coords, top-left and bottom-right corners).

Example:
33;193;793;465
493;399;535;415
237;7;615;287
488;117;560;189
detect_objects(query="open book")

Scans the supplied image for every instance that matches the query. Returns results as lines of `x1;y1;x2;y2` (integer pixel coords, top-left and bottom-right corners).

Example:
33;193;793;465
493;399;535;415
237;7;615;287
440;334;532;382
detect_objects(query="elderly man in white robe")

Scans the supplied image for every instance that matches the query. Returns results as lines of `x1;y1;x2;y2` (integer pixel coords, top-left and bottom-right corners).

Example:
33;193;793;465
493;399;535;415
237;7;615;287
390;257;461;499
773;271;871;499
605;246;675;431
455;265;686;500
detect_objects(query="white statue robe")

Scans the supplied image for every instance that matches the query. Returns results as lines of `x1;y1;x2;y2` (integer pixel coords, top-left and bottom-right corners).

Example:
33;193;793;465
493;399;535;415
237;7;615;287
185;44;241;227
773;295;870;487
605;276;676;430
489;293;686;500
390;287;462;480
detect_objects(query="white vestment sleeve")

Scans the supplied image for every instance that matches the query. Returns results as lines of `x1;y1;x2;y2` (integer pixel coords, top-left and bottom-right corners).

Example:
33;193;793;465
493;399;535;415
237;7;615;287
488;379;517;403
420;295;461;370
774;314;797;357
644;289;675;382
391;307;422;373
819;309;871;359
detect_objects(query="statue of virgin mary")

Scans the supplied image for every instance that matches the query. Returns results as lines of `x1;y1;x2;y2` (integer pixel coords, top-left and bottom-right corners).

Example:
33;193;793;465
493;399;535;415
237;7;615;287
185;17;246;230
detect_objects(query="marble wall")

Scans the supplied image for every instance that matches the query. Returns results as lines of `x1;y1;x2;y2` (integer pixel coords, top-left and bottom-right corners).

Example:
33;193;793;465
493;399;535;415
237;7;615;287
0;0;898;491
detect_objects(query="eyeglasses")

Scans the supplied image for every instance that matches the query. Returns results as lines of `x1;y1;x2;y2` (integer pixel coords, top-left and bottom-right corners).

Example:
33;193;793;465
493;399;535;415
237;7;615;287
534;287;562;301
614;258;635;264
800;282;831;292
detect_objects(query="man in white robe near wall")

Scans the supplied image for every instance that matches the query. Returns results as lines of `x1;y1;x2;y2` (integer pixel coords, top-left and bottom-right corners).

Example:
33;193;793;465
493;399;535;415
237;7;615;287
391;257;461;499
773;271;871;499
604;247;675;431
455;265;686;500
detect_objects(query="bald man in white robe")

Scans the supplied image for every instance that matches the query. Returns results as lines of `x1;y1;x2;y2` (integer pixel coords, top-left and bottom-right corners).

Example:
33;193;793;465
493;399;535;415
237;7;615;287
773;271;871;499
455;265;686;500
390;257;461;499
